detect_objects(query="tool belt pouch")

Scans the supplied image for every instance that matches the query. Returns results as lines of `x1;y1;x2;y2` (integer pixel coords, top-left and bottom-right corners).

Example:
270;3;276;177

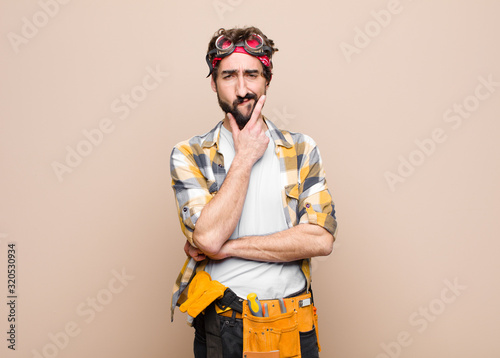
242;293;316;358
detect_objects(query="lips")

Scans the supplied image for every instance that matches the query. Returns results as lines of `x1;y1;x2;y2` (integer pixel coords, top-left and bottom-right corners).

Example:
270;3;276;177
238;98;253;106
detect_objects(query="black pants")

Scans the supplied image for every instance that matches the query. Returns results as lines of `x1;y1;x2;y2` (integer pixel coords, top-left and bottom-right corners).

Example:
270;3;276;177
193;311;320;358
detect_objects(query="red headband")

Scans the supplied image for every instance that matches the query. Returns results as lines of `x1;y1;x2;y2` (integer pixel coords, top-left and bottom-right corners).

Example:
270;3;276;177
211;46;271;69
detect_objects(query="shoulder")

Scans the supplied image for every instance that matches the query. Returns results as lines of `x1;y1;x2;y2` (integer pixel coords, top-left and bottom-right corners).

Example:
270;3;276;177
266;118;317;149
267;121;325;170
270;126;319;156
171;122;222;158
282;130;317;148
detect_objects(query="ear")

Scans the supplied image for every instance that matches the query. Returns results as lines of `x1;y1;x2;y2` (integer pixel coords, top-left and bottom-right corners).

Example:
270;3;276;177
211;76;217;92
266;74;272;87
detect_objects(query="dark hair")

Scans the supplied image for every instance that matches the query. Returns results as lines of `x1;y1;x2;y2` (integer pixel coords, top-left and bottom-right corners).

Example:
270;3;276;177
207;26;278;84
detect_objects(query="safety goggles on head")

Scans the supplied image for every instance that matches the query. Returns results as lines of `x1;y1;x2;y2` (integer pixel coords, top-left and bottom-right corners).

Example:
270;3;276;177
205;34;273;77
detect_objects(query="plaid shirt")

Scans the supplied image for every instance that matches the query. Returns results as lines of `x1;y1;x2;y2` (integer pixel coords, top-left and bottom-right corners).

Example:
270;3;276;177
170;118;337;321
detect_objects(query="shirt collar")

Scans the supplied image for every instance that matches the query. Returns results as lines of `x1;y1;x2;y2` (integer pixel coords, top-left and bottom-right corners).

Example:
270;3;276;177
265;117;293;149
200;121;223;149
200;116;293;149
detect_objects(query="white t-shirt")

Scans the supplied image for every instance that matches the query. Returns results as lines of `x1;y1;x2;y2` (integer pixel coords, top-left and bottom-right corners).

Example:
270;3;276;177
205;124;306;299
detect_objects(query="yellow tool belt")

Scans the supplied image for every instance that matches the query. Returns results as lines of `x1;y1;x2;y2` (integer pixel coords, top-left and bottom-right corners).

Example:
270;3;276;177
241;292;320;358
180;271;320;357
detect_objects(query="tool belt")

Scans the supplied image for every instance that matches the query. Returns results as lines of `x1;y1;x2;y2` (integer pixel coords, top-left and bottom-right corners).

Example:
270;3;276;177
181;271;320;357
240;292;320;358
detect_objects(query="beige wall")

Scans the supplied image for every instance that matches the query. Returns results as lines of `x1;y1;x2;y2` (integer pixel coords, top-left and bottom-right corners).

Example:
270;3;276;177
1;1;499;357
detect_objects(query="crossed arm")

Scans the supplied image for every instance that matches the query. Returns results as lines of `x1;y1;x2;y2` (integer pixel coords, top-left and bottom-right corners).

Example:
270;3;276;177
185;223;333;263
184;95;334;263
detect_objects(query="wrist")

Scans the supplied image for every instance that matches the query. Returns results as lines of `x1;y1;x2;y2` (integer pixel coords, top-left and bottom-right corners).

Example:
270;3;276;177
232;153;255;171
218;239;234;259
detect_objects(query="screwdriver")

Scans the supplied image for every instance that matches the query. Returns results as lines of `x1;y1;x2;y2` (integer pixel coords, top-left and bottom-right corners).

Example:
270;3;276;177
278;298;286;313
247;293;263;317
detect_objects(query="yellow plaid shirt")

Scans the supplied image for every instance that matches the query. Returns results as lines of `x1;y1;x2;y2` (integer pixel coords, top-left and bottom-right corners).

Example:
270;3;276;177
170;118;337;321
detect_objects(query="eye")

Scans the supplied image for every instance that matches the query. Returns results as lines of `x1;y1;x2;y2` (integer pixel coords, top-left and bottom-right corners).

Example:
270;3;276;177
223;73;235;80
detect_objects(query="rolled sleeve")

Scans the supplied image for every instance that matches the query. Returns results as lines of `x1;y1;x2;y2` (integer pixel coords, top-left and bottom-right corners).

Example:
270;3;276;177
299;187;337;237
296;139;337;238
170;144;213;244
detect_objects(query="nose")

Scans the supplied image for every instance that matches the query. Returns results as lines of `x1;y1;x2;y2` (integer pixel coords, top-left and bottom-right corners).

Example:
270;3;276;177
235;73;248;98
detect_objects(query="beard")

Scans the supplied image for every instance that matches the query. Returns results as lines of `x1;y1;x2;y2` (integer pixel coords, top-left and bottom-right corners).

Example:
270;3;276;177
217;92;261;130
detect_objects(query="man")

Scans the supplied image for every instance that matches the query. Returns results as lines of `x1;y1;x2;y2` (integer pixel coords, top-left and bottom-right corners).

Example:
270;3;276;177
170;26;337;358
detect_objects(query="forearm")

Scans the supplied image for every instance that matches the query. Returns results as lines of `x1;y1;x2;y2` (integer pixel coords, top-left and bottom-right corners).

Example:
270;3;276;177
192;155;253;255
214;223;334;262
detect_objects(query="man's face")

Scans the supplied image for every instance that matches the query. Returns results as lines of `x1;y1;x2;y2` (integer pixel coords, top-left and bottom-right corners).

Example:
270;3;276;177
211;52;268;130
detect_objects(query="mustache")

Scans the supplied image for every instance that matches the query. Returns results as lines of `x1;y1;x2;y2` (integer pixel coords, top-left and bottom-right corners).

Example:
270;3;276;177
234;93;257;105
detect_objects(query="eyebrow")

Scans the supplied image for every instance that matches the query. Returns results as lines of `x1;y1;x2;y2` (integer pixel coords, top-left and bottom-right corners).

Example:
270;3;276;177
221;69;261;76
